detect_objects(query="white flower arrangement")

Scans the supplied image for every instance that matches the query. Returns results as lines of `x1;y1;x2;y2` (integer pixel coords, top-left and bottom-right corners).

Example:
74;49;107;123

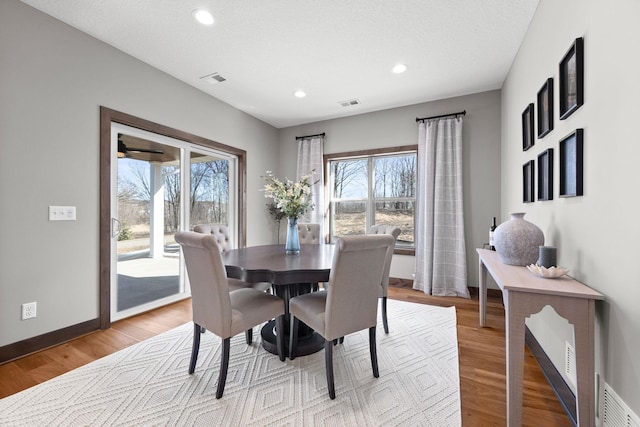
263;171;315;219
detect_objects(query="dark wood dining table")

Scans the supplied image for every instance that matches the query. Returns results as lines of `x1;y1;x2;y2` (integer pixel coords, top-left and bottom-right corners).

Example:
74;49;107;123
222;244;335;357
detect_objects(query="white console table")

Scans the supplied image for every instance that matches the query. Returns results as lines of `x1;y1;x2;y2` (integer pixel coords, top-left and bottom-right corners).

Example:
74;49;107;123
477;248;603;427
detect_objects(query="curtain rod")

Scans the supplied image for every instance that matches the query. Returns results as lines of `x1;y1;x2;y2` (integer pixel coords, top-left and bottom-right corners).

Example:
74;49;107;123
295;132;325;140
415;110;466;123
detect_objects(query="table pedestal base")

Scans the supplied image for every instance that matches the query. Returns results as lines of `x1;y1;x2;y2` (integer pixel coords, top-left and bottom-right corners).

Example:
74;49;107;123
261;319;325;357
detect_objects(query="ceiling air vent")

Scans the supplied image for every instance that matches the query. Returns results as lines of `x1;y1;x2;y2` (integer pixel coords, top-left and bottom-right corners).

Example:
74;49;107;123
339;98;360;107
200;72;227;85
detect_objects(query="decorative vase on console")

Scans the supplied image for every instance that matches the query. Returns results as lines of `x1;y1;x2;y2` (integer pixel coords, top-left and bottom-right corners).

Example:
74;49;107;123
285;217;301;255
493;212;544;266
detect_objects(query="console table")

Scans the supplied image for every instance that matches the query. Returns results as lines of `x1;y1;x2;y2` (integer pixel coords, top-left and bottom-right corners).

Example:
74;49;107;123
477;248;603;427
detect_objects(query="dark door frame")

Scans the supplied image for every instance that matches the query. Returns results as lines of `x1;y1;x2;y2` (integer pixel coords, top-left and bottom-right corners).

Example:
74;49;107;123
99;106;247;329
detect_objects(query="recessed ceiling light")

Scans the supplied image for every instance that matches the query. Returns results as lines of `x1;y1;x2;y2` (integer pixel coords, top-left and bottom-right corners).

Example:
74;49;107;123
392;64;407;74
294;90;306;98
193;9;214;26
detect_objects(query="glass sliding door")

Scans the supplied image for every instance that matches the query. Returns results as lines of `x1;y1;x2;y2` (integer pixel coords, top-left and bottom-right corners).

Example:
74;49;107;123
110;124;238;321
189;149;235;234
111;128;184;321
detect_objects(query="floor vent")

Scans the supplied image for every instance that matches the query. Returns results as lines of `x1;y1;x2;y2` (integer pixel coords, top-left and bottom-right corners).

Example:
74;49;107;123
339;98;360;107
602;381;640;427
565;341;577;387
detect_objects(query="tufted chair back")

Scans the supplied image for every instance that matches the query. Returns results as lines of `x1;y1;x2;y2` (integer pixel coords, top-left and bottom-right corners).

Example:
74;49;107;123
193;224;233;252
297;223;321;244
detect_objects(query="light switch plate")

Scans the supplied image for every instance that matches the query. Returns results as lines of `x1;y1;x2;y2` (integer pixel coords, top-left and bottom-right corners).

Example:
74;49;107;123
49;206;76;221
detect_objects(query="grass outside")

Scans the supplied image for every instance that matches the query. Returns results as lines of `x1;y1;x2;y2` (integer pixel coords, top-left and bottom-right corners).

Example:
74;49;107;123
118;211;414;254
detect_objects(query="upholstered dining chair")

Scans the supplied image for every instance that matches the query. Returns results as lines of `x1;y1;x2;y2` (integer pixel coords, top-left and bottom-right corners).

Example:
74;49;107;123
367;224;401;334
194;224;271;293
297;222;321;244
297;222;322;291
288;234;394;399
175;231;286;399
193;224;273;344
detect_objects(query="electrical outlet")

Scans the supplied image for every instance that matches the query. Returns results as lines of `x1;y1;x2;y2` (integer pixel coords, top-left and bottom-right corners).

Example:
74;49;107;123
22;302;37;320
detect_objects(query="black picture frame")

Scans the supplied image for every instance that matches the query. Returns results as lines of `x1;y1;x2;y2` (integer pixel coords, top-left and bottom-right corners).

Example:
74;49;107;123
559;129;584;197
559;37;584;120
522;103;534;151
523;160;535;203
537;78;554;138
537;149;554;201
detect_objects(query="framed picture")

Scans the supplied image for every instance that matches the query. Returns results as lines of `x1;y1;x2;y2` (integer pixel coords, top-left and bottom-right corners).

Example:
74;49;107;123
537;78;554;138
522;103;534;151
523;160;535;203
559;129;584;197
559;37;584;120
537;149;554;201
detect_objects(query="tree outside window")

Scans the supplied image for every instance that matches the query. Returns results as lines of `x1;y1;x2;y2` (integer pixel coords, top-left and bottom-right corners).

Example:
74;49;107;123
328;149;416;248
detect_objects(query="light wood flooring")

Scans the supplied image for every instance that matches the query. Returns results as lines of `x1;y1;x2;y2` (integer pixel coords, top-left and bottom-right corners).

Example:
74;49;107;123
0;287;572;427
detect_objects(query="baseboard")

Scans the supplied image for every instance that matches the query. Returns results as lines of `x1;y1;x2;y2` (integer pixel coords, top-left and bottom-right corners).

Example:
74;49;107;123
389;279;504;300
389;277;414;288
0;318;101;364
525;326;577;427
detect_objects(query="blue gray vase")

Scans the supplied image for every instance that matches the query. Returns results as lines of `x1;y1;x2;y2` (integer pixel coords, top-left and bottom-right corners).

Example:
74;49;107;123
493;212;544;266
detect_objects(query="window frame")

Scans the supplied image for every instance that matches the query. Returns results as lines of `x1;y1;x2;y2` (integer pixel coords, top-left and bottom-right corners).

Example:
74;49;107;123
323;145;417;255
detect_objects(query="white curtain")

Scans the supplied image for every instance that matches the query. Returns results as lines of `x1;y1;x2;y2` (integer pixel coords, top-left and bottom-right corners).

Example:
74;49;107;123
414;117;469;298
296;136;325;238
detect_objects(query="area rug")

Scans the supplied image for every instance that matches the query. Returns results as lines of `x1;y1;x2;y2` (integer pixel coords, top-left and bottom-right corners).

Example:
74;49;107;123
0;300;460;426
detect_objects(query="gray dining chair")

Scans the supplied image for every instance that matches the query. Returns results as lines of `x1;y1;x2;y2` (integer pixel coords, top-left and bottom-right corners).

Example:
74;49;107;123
194;224;272;344
367;224;401;334
194;224;271;292
297;222;322;291
288;234;394;399
175;231;286;399
297;222;321;244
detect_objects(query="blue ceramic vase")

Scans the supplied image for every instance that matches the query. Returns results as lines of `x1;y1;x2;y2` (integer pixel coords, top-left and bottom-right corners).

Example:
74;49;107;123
285;217;300;255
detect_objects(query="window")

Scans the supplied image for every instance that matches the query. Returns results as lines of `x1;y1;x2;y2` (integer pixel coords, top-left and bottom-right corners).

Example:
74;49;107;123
326;146;417;250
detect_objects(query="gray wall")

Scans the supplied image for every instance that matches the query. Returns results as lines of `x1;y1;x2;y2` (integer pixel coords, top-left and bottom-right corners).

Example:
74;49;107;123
0;0;279;347
502;0;640;415
276;90;502;286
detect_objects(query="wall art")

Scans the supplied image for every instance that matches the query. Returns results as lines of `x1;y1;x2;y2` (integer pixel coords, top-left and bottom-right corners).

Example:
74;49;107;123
559;37;584;120
537;149;554;201
559;129;584;197
537;78;554;138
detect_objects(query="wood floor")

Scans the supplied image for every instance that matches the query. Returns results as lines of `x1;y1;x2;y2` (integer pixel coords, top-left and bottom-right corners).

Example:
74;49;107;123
0;287;572;427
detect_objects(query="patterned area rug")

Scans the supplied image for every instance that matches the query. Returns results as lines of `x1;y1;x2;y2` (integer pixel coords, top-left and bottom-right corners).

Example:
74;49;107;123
0;300;460;426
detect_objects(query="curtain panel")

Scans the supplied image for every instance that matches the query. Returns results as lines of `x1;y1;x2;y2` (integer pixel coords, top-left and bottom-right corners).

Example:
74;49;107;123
296;136;325;238
414;118;469;298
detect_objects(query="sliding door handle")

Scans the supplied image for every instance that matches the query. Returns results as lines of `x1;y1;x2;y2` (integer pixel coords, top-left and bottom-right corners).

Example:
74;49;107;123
111;218;122;238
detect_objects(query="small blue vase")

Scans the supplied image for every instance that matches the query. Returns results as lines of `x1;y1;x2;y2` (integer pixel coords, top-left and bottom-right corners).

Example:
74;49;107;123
285;217;300;255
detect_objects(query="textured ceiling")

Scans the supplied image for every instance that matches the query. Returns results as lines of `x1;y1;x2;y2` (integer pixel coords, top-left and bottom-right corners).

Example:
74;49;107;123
21;0;539;128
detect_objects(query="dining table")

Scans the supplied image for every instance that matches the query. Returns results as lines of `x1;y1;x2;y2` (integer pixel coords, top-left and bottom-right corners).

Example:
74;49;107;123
222;244;335;357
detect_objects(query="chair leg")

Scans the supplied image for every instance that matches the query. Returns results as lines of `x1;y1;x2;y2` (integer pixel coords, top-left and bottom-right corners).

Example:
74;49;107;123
381;296;389;334
289;314;299;360
216;337;231;399
189;323;201;374
245;328;253;345
369;326;379;378
325;340;336;399
275;315;285;361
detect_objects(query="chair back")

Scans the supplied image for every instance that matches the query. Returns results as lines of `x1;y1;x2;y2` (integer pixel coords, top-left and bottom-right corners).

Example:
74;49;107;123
193;224;233;252
367;225;401;293
175;231;233;338
325;234;394;340
297;223;321;244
